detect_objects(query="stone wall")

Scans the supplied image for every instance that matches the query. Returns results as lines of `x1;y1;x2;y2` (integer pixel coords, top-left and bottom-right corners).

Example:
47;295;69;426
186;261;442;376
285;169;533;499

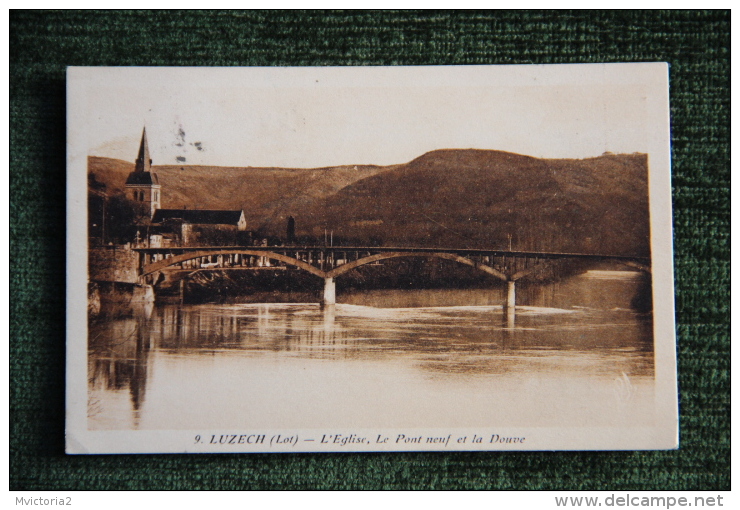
88;246;139;283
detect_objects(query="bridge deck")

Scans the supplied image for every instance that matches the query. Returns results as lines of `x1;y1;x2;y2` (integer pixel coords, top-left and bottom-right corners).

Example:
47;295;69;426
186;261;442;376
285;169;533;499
133;245;650;263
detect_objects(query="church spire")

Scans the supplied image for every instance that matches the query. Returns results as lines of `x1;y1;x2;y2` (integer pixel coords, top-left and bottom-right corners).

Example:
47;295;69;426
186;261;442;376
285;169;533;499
126;127;161;218
135;127;152;173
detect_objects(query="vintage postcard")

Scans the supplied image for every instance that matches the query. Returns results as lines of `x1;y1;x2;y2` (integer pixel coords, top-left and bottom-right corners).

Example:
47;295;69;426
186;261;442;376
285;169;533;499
66;64;677;453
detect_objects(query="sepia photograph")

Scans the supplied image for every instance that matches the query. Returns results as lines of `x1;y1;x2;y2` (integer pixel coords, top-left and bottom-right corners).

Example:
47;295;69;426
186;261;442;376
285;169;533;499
66;64;677;453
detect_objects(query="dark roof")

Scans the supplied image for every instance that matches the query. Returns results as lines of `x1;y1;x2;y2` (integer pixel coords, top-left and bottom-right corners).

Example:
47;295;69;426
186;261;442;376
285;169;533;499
152;209;244;225
125;171;159;185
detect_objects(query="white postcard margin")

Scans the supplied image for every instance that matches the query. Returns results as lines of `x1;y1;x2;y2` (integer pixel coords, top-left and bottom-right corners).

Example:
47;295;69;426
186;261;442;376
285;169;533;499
66;64;678;453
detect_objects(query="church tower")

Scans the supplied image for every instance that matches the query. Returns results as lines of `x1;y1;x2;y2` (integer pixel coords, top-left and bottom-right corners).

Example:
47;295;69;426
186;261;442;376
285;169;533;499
125;127;161;217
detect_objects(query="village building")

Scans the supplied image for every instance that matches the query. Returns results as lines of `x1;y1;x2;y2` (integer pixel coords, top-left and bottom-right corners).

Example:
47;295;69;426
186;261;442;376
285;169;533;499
123;128;250;248
121;128;252;248
150;208;249;247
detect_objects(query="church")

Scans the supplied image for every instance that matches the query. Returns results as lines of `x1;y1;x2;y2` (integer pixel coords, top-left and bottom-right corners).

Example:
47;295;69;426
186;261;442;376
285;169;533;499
125;127;161;217
125;128;249;248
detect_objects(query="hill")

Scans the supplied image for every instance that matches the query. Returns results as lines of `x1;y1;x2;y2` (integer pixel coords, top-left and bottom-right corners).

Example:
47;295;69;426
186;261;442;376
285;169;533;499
88;156;396;233
87;156;135;195
313;149;649;256
88;149;649;257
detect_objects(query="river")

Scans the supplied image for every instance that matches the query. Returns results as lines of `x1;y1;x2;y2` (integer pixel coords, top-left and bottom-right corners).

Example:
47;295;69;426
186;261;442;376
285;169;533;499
88;270;655;430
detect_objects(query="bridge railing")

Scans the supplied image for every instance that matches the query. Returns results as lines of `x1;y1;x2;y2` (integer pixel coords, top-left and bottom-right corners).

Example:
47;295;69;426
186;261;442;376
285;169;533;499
135;245;650;281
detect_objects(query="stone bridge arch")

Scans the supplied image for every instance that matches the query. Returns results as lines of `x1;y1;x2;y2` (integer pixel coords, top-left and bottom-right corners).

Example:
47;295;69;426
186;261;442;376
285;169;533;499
508;257;651;282
139;249;516;306
326;251;509;281
140;249;515;281
139;249;326;279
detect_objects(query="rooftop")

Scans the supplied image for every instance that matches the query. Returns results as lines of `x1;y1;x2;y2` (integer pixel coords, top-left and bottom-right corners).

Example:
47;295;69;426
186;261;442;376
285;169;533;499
125;172;159;185
152;209;244;225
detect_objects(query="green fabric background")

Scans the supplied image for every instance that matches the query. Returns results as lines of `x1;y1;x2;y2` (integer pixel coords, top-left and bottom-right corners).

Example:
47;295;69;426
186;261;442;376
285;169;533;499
10;10;729;490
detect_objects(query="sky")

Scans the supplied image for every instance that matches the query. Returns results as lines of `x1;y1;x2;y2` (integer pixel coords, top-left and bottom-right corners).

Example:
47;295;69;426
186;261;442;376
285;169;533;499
69;64;668;168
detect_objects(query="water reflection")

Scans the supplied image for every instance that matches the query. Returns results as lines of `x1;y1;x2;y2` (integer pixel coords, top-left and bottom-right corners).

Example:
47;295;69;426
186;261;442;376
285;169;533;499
89;271;655;430
88;302;152;428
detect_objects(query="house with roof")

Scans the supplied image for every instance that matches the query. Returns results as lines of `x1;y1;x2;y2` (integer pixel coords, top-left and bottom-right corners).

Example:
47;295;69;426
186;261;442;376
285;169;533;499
150;208;249;247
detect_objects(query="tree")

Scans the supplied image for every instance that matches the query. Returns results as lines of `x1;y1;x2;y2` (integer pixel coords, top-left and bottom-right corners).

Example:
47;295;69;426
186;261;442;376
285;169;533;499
104;193;150;244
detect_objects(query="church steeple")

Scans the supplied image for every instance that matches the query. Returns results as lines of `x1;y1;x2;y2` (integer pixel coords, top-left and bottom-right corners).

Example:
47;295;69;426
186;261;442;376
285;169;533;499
126;127;161;218
135;127;152;173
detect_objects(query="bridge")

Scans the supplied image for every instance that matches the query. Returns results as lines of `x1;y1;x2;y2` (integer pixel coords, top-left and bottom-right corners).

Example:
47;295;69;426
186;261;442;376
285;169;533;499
133;245;650;309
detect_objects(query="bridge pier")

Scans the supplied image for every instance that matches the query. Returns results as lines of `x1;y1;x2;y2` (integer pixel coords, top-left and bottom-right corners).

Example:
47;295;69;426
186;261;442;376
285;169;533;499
504;280;516;328
323;277;336;305
505;280;516;310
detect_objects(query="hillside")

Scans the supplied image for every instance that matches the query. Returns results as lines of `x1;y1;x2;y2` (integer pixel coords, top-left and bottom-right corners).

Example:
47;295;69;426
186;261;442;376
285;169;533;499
87;156;135;195
88;156;395;232
313;149;649;256
88;149;650;257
